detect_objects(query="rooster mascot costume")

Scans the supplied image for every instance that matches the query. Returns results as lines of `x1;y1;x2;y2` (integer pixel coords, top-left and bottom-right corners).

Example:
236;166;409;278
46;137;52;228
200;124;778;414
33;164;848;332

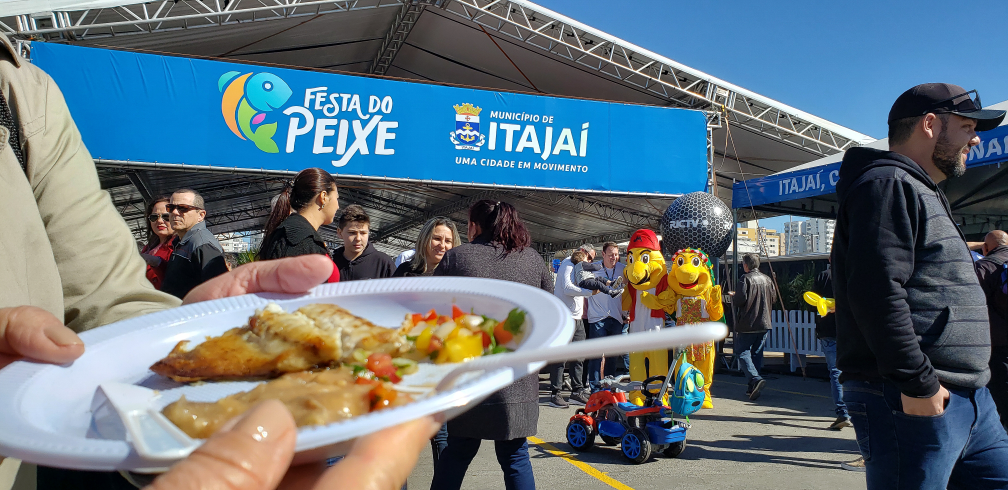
621;229;669;405
659;248;723;409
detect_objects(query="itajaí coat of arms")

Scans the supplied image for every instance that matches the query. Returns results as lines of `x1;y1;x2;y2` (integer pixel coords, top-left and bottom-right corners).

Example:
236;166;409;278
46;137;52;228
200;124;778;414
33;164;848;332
450;103;486;151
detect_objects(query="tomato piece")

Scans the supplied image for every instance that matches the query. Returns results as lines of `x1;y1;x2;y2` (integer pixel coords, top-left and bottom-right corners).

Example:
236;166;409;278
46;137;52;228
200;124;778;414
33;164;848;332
451;305;465;320
366;353;396;378
411;313;423;325
388;372;402;384
437;315;452;325
493;321;513;345
369;384;398;410
423;309;438;322
355;376;378;386
428;336;443;354
480;331;492;349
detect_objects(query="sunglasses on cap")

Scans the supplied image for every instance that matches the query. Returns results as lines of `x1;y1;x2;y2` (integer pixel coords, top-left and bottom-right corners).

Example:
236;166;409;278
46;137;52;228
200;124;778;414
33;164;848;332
925;89;982;114
148;213;171;223
167;203;203;214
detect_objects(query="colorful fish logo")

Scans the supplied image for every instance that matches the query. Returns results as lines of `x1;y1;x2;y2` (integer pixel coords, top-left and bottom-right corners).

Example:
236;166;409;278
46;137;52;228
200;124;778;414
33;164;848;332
219;71;292;153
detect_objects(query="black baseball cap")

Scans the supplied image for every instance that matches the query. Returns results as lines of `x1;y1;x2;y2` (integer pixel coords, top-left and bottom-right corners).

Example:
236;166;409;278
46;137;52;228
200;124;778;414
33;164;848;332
888;83;1005;132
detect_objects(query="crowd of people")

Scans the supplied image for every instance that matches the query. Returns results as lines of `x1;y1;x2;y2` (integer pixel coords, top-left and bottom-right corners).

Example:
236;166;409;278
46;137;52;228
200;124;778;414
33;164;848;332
3;21;1008;490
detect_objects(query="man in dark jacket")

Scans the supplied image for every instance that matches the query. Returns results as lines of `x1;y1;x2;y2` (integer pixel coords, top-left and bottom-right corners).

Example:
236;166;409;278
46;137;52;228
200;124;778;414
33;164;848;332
976;230;1008;429
813;262;851;431
162;189;229;299
732;253;775;401
834;83;1008;489
332;204;394;281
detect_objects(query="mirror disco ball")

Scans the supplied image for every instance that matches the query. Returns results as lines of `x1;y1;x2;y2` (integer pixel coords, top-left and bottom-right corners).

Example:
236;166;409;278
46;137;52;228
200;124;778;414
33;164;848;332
660;191;734;259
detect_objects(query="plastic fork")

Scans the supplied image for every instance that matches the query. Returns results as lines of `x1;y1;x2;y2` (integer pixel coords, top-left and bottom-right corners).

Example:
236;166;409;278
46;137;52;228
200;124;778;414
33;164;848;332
435;322;727;392
97;382;201;462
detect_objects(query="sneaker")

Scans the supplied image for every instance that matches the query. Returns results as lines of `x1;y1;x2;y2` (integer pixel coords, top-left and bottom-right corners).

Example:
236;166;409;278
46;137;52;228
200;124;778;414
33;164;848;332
549;393;569;409
613;276;625;289
841;456;866;472
569;390;591;405
829;415;853;431
748;379;766;401
609;287;624;298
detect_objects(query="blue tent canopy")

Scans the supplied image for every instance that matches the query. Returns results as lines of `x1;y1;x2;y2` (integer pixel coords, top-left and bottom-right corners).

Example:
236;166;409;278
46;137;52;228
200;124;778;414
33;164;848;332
730;116;1008;239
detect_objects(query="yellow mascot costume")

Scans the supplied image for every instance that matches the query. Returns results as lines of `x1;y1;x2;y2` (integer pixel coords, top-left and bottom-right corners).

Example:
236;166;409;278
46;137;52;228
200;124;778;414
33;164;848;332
621;229;669;406
661;248;723;409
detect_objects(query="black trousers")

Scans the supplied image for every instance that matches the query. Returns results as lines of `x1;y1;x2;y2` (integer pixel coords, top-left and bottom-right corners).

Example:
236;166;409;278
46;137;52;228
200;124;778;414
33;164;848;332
989;346;1008;430
547;319;586;393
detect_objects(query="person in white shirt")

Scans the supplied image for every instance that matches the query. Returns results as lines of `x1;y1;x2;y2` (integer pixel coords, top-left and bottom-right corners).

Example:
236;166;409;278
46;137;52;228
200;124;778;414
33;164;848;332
586;242;629;392
548;243;595;408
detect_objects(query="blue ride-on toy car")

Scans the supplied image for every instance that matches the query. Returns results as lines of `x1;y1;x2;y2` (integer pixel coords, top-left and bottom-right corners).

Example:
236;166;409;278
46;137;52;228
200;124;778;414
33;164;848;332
565;355;705;464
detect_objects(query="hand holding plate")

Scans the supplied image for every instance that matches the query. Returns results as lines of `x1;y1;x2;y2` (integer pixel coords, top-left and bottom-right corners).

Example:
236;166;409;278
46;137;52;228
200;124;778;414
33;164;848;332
0;306;84;370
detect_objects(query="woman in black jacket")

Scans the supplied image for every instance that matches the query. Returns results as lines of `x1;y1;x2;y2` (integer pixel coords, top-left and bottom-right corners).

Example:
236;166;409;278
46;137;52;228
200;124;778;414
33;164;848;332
392;217;460;277
258;168;341;282
430;200;553;490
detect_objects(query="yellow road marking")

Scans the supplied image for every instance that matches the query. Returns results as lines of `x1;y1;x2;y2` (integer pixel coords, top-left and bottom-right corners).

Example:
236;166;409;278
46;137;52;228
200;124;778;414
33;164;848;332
718;380;832;400
527;436;636;490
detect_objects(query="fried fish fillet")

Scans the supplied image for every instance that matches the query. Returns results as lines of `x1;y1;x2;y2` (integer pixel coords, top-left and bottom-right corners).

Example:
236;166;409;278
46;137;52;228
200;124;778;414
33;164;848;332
150;303;411;382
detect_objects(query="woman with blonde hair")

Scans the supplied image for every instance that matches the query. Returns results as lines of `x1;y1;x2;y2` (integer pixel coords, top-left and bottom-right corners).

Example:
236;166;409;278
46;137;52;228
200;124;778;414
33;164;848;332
392;217;461;277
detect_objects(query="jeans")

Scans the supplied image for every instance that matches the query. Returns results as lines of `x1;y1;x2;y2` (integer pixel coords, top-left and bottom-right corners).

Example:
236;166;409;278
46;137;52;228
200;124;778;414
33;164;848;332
820;337;848;418
734;330;768;383
548;319;586;393
430;424;449;467
988;346;1008;430
430;436;535;490
844;380;1008;490
586;317;629;391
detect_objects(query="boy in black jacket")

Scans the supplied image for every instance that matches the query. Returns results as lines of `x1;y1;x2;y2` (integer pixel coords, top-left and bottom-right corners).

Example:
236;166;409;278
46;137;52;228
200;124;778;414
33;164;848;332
332;204;395;281
833;83;1008;489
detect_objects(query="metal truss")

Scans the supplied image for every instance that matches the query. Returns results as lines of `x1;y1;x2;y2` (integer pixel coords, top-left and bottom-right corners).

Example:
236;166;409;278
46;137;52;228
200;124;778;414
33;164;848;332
373;189;505;244
532;230;632;256
370;0;447;75
2;0;402;41
544;193;661;230
444;0;868;156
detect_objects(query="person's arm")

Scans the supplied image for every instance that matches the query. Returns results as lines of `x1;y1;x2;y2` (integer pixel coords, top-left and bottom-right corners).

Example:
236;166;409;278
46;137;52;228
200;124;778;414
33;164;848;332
28;73;181;331
557;261;592;297
540;260;553;293
734;277;748;306
843;179;940;399
194;243;229;284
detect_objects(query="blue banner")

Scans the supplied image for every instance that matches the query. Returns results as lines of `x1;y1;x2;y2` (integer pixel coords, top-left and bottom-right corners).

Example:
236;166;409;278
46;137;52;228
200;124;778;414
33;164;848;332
30;42;708;196
733;124;1008;209
967;124;1008;168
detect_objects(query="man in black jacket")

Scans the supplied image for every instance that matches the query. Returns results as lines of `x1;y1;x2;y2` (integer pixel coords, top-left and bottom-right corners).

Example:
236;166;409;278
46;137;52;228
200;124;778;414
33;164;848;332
332;204;394;281
976;230;1008;429
162;189;229;299
834;84;1008;489
732;253;775;401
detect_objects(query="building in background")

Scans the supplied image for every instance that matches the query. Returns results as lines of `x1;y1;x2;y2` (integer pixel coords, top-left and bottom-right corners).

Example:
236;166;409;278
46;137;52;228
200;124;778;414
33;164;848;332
729;222;781;257
217;232;264;254
782;217;835;255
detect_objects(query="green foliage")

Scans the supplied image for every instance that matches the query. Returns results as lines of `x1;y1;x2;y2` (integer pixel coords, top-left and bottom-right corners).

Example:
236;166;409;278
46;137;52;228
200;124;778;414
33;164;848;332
775;264;816;311
236;249;259;266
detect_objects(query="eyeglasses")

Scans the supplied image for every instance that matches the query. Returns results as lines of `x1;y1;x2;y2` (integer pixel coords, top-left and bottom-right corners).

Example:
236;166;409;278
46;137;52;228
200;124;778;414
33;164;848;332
926;89;982;114
167;204;203;214
148;213;171;223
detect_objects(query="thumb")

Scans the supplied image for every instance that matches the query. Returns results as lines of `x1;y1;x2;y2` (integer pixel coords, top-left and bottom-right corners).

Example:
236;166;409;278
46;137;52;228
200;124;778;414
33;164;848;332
146;400;297;490
0;306;84;370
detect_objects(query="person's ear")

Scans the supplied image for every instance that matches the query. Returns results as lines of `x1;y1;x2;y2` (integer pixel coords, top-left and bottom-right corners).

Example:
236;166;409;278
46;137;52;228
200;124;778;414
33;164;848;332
197;209;207;221
922;113;939;139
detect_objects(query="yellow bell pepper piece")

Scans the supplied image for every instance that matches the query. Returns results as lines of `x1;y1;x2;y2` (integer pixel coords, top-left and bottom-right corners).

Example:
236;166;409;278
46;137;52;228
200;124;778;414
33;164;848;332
445;335;484;363
415;326;433;352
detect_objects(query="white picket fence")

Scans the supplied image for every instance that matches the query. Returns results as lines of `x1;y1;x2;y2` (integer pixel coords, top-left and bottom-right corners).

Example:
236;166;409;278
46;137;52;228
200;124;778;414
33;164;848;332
763;310;824;372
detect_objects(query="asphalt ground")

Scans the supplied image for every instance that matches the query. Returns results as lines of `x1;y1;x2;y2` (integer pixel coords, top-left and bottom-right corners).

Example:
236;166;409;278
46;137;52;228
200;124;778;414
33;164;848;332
407;355;867;490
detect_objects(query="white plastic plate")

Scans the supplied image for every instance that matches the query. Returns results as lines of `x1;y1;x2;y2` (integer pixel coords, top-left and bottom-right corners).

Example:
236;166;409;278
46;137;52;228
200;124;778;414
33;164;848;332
0;277;574;472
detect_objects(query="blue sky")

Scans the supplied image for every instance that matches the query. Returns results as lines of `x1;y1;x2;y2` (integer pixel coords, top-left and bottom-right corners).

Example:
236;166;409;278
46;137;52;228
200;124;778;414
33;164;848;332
533;0;1008;232
534;0;1008;140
